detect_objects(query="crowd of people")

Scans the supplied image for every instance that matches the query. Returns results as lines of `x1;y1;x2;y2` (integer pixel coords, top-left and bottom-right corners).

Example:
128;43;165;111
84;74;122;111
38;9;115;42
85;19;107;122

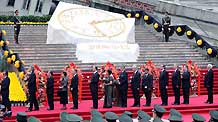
0;63;214;113
11;103;218;122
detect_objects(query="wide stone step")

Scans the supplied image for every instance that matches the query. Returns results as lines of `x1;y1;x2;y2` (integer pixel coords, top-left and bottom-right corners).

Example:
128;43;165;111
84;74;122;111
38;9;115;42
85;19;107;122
9;44;76;48
19;53;76;57
138;54;204;58
137;56;206;60
139;49;197;53
11;48;75;51
20;56;77;60
139;52;201;55
12;50;76;54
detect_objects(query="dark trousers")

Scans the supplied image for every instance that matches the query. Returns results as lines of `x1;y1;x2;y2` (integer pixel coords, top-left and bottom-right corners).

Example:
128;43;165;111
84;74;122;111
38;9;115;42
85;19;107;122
29;92;39;110
14;26;20;43
72;90;78;108
90;84;98;108
132;88;140;106
163;26;169;42
120;88;127;107
207;87;213;103
173;87;180;104
144;90;151;106
160;88;168;105
2;93;11;112
47;93;54;109
182;88;190;104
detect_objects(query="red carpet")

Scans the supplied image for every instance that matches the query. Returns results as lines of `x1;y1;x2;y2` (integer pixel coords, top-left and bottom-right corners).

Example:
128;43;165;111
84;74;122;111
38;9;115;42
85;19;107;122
4;95;218;122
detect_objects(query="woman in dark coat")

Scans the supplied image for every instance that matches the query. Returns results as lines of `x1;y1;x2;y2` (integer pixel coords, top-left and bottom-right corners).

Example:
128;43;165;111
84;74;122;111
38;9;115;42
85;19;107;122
103;70;114;108
59;72;68;110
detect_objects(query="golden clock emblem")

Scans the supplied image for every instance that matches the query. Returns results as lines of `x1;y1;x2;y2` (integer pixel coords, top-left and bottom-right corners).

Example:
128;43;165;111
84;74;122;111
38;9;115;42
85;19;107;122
58;7;126;38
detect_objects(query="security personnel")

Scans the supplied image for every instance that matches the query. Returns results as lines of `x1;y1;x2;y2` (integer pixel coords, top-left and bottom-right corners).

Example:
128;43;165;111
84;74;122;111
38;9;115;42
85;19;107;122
168;115;182;122
142;68;153;106
159;65;169;106
46;71;54;110
89;66;100;109
209;110;218;122
204;64;214;104
119;65;128;108
172;64;181;105
130;65;141;107
162;11;171;42
65;114;83;122
182;65;190;104
192;113;205;122
137;110;151;121
119;114;132;122
26;67;39;112
1;71;11;113
169;109;182;118
90;110;103;118
16;112;27;122
154;117;163;122
70;69;79;109
168;109;182;122
27;116;42;122
124;111;133;118
105;112;118;122
153;104;166;119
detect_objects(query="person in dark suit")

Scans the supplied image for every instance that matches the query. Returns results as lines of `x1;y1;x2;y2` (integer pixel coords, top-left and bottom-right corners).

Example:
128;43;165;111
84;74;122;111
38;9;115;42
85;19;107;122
14;10;21;44
26;67;39;112
130;65;141;107
142;68;153;106
70;69;78;109
46;71;54;110
162;11;171;42
89;66;100;109
204;64;214;104
182;65;190;104
1;71;11;112
159;65;168;106
172;64;181;105
119;65;128;108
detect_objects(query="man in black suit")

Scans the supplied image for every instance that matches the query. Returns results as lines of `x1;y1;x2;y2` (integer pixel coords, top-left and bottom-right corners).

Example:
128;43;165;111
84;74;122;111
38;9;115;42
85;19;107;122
26;67;39;112
1;71;11;112
159;65;168;106
182;65;191;104
89;66;100;109
142;68;153;106
204;64;214;104
70;69;79;109
119;65;128;108
46;71;54;110
130;65;141;107
172;64;181;105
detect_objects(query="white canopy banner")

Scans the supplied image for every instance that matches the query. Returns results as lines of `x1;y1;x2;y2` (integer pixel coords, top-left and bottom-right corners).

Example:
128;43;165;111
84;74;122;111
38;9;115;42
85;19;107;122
47;2;135;44
76;43;139;63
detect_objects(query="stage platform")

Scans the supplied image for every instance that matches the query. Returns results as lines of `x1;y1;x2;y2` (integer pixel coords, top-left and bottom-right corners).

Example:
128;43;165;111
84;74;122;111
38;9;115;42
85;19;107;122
4;95;218;122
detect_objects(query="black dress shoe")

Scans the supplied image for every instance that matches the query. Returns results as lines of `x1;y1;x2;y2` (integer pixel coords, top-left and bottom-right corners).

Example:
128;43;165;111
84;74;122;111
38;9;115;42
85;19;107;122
73;107;78;110
143;104;150;107
25;110;32;112
34;109;39;111
47;108;53;111
204;101;209;104
91;107;98;109
208;102;213;104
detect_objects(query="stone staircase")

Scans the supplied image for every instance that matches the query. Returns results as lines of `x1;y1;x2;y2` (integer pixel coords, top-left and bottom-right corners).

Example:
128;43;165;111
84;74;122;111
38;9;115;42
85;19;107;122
0;24;212;71
1;25;81;71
